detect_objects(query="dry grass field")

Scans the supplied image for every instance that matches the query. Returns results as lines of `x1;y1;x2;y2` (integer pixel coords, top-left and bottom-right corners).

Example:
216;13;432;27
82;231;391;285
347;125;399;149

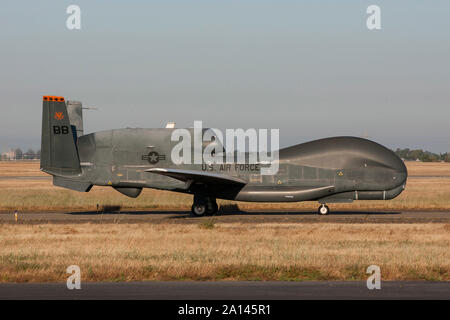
0;222;449;282
0;161;449;282
0;161;449;211
406;161;450;176
0;161;45;177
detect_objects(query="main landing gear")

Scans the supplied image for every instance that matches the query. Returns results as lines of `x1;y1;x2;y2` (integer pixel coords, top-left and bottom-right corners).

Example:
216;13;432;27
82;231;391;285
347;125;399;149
191;196;218;217
318;204;330;215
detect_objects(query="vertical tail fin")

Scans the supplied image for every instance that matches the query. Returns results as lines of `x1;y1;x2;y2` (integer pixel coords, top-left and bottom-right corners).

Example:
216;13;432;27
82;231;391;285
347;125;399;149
66;100;84;138
40;96;81;176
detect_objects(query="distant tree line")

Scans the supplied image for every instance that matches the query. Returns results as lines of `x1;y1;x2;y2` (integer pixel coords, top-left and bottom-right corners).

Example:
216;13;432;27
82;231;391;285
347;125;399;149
0;148;41;160
394;148;449;162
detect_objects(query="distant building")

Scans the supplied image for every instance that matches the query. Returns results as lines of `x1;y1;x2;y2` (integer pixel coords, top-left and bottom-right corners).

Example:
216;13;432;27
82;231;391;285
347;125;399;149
1;150;16;161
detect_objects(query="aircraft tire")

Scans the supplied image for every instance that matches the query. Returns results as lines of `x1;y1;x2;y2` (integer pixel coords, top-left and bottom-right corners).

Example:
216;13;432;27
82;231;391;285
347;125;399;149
191;203;207;217
318;204;330;215
206;201;219;216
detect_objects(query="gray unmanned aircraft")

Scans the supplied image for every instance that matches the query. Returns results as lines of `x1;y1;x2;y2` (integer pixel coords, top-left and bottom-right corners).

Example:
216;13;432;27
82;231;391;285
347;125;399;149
41;96;407;216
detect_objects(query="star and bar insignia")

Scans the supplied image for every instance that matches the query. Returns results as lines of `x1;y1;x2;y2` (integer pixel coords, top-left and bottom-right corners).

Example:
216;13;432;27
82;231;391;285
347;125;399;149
142;151;166;164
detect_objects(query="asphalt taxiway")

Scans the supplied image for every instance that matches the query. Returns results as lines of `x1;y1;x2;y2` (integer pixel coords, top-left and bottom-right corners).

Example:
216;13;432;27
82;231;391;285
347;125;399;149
0;210;448;224
0;281;448;300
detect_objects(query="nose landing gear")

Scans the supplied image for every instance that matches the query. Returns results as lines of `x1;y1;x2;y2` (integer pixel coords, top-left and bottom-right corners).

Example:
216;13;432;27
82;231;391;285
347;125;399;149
318;204;330;215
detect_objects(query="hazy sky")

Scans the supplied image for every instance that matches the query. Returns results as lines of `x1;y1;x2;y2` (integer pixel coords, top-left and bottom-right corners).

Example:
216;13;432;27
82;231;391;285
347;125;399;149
1;1;449;153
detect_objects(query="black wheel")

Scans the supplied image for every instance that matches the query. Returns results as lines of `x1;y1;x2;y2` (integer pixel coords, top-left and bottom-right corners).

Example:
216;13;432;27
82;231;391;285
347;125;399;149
318;204;330;215
206;201;219;215
191;203;207;217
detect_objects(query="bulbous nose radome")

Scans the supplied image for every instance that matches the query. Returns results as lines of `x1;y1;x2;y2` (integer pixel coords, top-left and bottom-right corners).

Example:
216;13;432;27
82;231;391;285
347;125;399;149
359;139;408;191
385;150;408;188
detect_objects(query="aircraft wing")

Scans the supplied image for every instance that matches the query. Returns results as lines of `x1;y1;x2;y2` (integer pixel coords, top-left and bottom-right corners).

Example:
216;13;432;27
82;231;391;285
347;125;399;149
146;168;247;186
